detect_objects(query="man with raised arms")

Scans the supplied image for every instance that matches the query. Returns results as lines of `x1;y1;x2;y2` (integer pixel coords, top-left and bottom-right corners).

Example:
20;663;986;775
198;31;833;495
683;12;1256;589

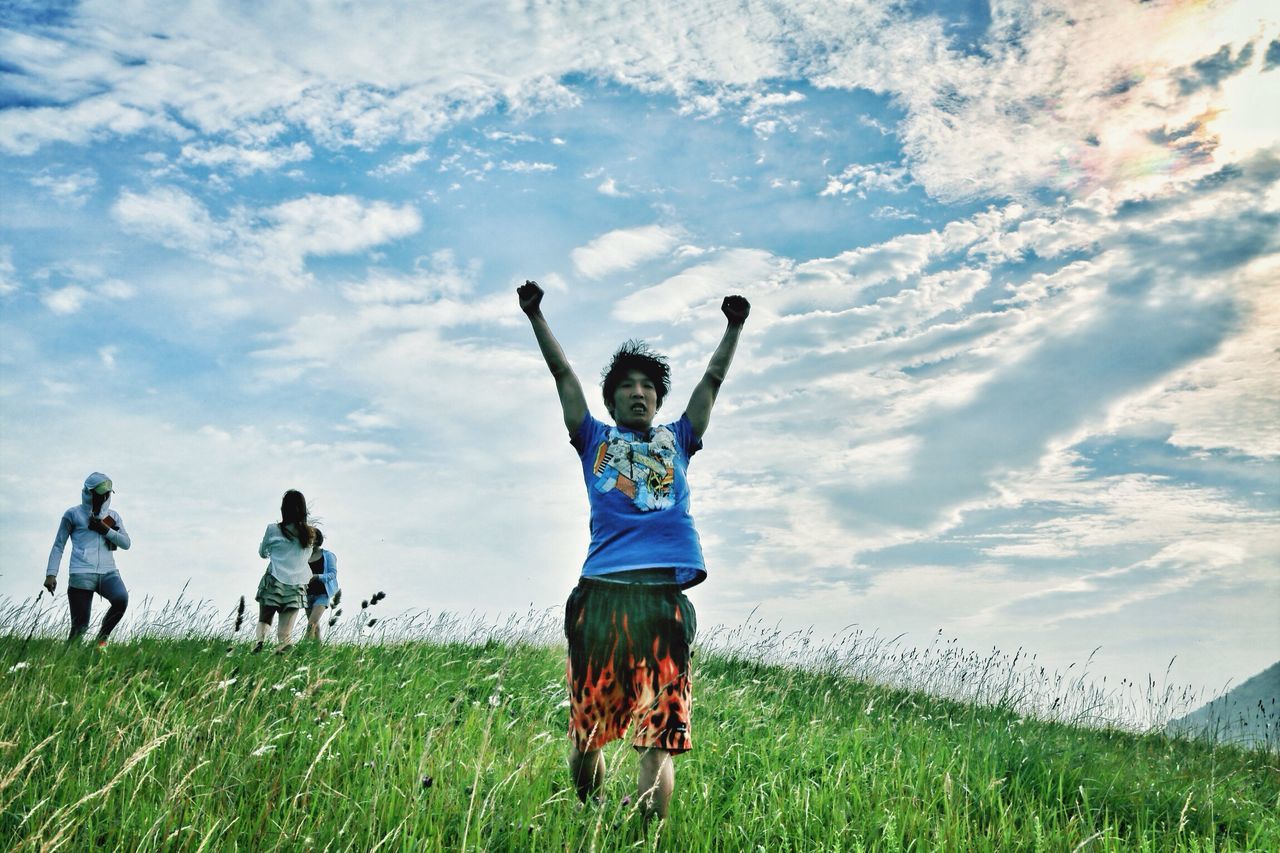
517;279;749;821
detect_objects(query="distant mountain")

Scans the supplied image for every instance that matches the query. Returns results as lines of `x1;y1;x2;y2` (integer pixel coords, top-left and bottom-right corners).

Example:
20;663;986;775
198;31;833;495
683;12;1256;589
1168;661;1280;751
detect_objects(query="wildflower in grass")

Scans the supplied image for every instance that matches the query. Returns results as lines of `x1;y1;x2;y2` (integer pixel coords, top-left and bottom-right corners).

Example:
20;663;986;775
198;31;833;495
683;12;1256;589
234;595;245;632
361;599;368;610
367;618;377;628
518;282;750;822
216;677;238;689
421;775;433;790
7;661;30;674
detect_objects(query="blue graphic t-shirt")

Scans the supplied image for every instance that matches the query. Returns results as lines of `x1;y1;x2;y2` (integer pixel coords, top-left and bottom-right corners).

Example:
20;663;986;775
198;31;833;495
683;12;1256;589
571;412;706;588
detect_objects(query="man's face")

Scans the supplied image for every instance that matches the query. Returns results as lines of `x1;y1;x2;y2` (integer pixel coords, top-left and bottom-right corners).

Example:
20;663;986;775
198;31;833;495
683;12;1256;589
610;369;659;433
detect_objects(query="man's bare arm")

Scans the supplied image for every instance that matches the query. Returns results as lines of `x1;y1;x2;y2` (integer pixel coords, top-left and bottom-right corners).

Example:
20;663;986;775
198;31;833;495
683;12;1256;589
519;280;588;435
685;295;750;438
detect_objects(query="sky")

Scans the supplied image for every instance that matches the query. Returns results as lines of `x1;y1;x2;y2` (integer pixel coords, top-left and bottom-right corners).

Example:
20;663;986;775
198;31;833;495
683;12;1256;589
1;0;1277;707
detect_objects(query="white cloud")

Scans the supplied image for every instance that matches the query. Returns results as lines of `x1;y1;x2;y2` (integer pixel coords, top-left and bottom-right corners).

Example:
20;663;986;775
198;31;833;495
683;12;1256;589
820;161;910;198
97;279;137;299
179;141;313;175
112;186;226;252
871;206;920;221
345;409;394;430
612;248;782;324
30;168;99;205
485;130;537;143
0;97;189;156
0;246;16;296
368;147;431;177
2;1;1269;220
342;250;476;304
42;285;91;315
597;177;627;197
879;5;1271;201
111;187;422;290
263;194;422;258
988;539;1263;628
1101;256;1280;459
571;224;682;279
975;452;1279;566
499;160;556;173
99;345;118;369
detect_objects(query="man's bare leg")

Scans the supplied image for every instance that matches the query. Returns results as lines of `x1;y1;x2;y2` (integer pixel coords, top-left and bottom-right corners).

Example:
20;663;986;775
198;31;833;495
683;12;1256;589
636;748;674;820
569;745;604;803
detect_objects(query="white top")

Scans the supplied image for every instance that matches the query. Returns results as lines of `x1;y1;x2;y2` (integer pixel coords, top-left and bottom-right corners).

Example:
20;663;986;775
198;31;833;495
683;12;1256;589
258;523;312;586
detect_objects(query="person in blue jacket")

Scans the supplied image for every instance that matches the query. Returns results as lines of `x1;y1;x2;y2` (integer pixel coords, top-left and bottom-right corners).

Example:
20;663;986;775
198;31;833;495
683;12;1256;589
44;472;132;645
305;529;340;642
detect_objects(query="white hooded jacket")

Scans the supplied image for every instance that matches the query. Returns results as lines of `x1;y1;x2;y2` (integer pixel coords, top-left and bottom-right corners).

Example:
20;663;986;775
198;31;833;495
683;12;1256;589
46;472;131;577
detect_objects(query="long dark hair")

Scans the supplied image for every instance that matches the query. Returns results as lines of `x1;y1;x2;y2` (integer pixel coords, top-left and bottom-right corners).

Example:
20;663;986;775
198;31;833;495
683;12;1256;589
279;489;316;549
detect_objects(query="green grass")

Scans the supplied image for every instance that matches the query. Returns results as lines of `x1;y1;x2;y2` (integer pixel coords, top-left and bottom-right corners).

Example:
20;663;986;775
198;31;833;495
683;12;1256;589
1;611;1277;850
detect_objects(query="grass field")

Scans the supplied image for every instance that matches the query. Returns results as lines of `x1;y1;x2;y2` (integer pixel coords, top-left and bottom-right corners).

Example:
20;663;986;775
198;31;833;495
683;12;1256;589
1;596;1276;851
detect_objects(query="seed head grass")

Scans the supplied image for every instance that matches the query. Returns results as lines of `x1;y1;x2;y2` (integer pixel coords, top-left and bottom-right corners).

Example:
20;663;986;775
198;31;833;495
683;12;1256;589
0;596;1275;850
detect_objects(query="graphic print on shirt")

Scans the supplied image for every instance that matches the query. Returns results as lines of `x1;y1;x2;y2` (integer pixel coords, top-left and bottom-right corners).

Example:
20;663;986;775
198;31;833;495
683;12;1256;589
591;425;677;511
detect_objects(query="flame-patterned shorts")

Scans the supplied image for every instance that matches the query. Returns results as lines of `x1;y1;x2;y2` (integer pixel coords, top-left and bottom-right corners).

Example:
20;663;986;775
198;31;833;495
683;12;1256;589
564;575;697;754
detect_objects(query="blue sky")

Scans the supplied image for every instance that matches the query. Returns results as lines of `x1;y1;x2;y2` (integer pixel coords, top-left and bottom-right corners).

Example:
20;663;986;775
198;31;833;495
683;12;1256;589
2;0;1277;705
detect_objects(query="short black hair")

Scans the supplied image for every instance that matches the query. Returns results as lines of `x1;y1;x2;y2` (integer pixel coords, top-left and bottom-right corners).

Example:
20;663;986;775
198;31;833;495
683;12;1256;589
601;339;670;413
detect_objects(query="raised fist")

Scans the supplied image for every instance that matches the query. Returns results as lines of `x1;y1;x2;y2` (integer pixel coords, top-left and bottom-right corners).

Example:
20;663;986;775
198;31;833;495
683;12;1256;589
721;295;751;326
517;280;544;315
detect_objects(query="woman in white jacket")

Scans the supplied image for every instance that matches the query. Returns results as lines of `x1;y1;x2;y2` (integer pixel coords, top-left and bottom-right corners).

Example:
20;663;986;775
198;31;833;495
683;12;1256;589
45;472;131;645
255;489;316;653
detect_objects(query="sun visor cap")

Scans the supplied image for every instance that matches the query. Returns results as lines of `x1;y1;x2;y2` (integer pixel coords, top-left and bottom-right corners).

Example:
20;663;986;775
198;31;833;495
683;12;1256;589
91;479;113;495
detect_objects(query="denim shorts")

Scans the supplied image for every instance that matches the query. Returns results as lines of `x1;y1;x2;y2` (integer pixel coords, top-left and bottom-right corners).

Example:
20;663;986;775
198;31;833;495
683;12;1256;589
68;571;123;592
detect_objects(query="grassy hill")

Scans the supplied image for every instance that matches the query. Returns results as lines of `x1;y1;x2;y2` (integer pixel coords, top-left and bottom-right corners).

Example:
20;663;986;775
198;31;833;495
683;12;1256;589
1169;660;1280;751
1;623;1277;850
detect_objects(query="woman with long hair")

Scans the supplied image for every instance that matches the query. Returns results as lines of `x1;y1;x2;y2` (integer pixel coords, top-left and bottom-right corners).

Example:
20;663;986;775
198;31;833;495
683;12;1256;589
254;489;315;653
304;528;340;642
